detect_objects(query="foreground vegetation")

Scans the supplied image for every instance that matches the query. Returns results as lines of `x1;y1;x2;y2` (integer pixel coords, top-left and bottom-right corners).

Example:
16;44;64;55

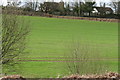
4;16;118;78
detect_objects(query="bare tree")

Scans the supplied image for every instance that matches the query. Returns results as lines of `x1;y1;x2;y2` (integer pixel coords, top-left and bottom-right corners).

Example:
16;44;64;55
64;2;71;15
32;0;39;11
24;0;39;11
109;1;118;14
7;0;19;7
1;7;30;65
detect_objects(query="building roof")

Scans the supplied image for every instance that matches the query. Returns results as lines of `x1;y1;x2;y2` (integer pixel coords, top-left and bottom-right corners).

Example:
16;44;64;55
94;7;113;13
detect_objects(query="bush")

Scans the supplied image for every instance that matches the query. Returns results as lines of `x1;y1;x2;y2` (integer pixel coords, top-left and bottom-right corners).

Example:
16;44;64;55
64;42;109;75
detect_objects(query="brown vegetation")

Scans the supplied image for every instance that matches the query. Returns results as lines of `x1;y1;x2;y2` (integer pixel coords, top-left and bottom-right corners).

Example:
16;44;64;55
52;15;118;22
0;75;26;80
0;72;120;80
64;72;120;79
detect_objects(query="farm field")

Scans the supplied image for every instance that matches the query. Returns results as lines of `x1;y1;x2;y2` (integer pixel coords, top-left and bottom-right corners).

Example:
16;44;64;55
10;16;118;78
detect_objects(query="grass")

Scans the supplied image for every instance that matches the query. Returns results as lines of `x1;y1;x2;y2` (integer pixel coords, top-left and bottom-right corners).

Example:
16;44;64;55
7;16;118;78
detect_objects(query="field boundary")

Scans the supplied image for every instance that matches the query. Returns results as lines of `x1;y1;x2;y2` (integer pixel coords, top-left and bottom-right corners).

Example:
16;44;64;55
48;15;119;22
2;10;119;22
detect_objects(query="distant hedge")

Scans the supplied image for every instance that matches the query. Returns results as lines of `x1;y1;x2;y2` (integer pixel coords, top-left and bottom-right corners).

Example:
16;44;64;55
2;7;119;22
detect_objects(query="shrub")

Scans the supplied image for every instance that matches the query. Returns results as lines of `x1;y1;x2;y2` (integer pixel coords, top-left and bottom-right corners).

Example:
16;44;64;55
64;42;109;75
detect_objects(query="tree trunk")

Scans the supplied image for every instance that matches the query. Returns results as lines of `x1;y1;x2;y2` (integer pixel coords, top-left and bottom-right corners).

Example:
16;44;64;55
89;12;91;16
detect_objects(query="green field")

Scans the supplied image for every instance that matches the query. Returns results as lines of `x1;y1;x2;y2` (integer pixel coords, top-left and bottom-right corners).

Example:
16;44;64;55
10;16;118;78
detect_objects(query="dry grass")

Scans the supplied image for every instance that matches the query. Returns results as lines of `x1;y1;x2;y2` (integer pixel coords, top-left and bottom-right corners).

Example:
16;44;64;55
64;72;120;79
0;72;120;80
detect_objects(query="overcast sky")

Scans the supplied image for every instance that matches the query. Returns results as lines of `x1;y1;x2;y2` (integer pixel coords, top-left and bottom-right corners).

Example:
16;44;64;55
0;0;119;6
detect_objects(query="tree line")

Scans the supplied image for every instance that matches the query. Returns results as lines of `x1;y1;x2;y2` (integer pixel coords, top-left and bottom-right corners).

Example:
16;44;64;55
2;0;120;19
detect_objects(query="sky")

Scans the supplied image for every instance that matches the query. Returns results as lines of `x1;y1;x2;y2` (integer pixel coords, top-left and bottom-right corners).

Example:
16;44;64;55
0;0;119;6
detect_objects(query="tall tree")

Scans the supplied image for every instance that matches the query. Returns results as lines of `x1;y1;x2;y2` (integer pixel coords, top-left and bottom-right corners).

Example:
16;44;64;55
73;2;80;16
65;2;71;15
81;1;95;16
